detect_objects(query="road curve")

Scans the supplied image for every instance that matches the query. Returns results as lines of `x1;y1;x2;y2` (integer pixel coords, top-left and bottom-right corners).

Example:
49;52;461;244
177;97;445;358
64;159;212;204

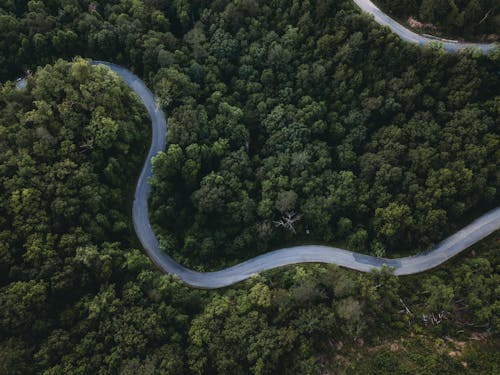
90;60;500;289
353;0;496;52
91;0;498;288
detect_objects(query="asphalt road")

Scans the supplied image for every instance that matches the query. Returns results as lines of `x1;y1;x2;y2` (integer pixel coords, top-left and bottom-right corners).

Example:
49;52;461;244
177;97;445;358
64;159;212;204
353;0;496;52
91;7;498;288
91;61;499;289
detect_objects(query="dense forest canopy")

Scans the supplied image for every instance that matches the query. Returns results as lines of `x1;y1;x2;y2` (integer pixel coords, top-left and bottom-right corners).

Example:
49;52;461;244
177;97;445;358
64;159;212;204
0;58;148;281
0;0;499;374
375;0;499;39
144;0;500;269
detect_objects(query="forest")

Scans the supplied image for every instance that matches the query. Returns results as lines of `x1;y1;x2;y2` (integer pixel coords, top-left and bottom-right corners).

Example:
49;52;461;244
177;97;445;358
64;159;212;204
145;0;500;269
0;0;499;374
375;0;499;39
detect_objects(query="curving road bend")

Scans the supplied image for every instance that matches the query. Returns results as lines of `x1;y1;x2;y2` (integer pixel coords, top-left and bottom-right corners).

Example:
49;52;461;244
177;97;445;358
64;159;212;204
92;4;498;288
353;0;496;52
90;60;500;289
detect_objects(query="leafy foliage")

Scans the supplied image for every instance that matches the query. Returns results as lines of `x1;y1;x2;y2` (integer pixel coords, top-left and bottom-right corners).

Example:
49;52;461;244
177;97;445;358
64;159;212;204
376;0;499;39
145;0;500;269
0;1;498;374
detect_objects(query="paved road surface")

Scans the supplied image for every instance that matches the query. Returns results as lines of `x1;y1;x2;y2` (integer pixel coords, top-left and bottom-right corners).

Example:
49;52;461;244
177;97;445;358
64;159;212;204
91;6;498;288
90;60;499;289
353;0;496;52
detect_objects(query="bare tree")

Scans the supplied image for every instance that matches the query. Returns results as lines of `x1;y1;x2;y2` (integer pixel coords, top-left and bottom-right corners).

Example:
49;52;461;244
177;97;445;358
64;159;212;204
273;211;302;233
79;137;95;152
421;311;447;326
399;298;412;315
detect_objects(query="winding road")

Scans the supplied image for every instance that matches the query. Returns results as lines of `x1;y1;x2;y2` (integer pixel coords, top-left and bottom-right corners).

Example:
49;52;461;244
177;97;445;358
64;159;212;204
92;2;498;288
353;0;496;52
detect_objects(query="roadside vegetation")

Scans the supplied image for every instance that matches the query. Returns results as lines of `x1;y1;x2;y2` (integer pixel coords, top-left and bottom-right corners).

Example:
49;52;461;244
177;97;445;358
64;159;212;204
145;0;499;269
0;0;499;374
374;0;499;41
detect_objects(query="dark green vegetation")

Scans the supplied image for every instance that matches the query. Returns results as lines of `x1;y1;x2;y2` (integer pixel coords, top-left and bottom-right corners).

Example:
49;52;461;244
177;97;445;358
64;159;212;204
0;58;149;284
145;0;500;269
0;0;499;374
376;0;499;39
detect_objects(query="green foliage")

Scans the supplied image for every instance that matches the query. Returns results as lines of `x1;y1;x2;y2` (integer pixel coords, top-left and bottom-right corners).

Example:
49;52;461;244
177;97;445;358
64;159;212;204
376;0;499;38
0;1;498;374
146;0;499;269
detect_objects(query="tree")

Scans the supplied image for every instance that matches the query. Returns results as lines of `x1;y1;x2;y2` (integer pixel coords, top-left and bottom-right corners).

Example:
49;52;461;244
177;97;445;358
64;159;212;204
423;276;454;313
374;203;414;245
275;190;298;213
420;0;451;24
0;280;47;334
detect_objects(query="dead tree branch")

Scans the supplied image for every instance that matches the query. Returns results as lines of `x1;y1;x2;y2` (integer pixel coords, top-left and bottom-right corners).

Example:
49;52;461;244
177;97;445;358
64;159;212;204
273;211;302;233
